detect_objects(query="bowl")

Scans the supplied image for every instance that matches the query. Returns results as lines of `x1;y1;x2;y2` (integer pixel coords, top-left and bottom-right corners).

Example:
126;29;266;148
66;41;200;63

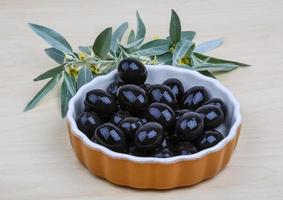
66;65;241;189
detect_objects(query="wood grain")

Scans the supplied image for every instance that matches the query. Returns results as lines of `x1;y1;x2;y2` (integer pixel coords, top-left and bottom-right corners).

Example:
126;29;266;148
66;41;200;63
0;0;282;199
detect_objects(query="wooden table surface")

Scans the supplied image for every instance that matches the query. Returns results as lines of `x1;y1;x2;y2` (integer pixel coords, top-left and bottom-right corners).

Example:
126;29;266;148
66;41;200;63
1;0;282;199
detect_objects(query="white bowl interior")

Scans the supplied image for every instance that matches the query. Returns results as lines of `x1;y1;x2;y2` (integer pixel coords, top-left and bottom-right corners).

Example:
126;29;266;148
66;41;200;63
67;65;241;163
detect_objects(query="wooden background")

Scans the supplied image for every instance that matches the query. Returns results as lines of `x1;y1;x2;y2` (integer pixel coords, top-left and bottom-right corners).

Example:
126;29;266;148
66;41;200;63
0;0;282;199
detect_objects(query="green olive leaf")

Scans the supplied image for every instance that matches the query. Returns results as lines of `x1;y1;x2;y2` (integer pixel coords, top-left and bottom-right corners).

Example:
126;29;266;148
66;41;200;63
135;11;146;46
194;38;224;53
92;27;112;59
24;73;62;111
135;39;170;56
119;38;143;54
193;52;250;66
173;40;193;65
78;46;92;55
111;22;128;53
63;71;76;96
199;70;216;79
28;23;73;54
181;31;196;41
45;48;65;64
169;9;181;43
60;80;73;117
77;66;93;89
33;64;65;81
194;63;238;72
127;30;135;44
156;52;173;65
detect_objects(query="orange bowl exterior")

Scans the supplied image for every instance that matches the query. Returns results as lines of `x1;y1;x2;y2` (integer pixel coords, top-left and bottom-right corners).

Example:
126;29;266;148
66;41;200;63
68;123;241;189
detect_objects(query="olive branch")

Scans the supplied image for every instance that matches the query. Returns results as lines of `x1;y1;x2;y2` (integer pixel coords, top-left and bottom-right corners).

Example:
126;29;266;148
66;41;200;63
24;9;249;117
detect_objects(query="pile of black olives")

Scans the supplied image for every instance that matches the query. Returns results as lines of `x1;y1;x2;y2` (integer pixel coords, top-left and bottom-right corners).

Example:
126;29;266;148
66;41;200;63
76;58;227;158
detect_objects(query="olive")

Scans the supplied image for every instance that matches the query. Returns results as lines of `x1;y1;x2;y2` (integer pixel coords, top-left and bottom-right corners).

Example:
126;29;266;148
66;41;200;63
152;147;174;158
205;98;226;117
106;81;122;98
118;117;142;142
172;141;198;155
196;105;224;129
163;78;184;102
147;84;177;108
118;57;147;85
195;130;224;150
76;112;102;139
134;122;165;152
175;112;204;141
84;89;117;120
166;134;182;148
94;123;126;153
139;117;148;124
141;83;152;93
117;84;148;115
110;110;130;126
175;109;190;120
181;86;208;110
146;102;176;132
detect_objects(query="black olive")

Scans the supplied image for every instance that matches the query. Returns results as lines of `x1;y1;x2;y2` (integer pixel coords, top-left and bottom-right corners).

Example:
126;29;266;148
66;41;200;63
172;141;198;155
94;123;126;153
118;117;142;142
146;102;176;132
152;147;174;158
181;86;208;110
165;134;182;148
134;122;165;152
110;110;130;126
175;112;204;141
118;58;147;85
141;83;152;93
106;81;122;98
117;84;148;115
195;130;224;150
175;109;190;120
147;84;177;108
84;89;117;121
205;98;226;117
139;116;148;124
76;112;102;139
196;105;224;129
163;78;184;102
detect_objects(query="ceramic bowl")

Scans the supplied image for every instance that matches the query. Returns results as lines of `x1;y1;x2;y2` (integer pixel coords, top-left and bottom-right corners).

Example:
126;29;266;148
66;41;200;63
67;65;241;189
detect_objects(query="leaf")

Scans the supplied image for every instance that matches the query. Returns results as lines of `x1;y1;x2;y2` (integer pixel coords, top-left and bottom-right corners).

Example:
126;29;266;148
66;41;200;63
78;46;92;55
92;27;112;59
119;38;143;52
127;30;135;44
60;80;73;117
45;48;65;64
63;72;76;96
194;63;238;72
173;40;193;65
193;52;250;66
24;73;61;111
33;64;65;81
194;38;224;53
181;31;196;41
169;9;181;43
111;22;128;53
199;70;216;79
28;23;73;54
135;39;170;56
77;67;93;89
156;52;173;65
135;11;146;46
